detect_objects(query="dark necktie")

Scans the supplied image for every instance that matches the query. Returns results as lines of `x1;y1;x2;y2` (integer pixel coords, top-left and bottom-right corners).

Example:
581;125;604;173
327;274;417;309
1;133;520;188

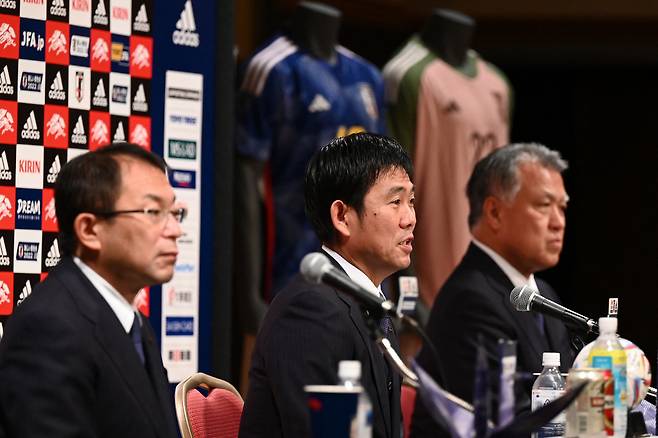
379;315;394;335
130;314;145;365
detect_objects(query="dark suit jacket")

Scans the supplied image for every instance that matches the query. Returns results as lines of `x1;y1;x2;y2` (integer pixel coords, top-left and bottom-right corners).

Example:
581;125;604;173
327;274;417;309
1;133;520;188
410;243;574;437
239;256;401;438
0;258;179;438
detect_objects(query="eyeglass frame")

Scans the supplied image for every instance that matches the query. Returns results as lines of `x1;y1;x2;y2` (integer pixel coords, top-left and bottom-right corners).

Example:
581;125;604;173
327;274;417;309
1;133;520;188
91;207;188;225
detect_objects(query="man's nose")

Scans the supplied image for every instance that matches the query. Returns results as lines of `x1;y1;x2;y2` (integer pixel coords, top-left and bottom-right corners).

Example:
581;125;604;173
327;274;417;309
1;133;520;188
549;206;565;230
401;203;416;229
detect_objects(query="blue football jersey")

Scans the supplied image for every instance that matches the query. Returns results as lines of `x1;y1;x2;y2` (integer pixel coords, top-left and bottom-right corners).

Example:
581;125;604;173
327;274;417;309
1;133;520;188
236;35;386;297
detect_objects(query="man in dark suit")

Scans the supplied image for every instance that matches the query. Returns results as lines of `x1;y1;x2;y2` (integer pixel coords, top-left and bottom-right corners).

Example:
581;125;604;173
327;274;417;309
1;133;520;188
0;143;185;437
411;143;575;437
239;133;415;438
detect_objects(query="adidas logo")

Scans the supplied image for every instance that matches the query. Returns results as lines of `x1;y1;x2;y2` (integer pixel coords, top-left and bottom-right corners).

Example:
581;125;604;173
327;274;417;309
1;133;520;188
0;108;14;135
49;0;66;16
172;0;199;47
21;111;40;140
46;155;60;184
308;94;331;113
93;0;108;25
0;150;11;181
71;115;86;144
132;83;147;112
48;71;66;101
46;112;66;139
0;0;17;10
0;22;17;50
45;238;61;268
0;65;13;95
90;119;108;145
113;121;125;142
92;78;108;107
16;279;31;306
133;3;150;33
0;236;10;266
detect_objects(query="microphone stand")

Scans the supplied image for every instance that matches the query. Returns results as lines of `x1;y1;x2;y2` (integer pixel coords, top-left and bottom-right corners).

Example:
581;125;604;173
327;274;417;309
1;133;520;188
362;307;420;387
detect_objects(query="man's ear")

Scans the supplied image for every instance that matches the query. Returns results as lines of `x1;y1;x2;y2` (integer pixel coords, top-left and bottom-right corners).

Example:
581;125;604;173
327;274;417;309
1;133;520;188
482;196;505;231
73;213;103;252
329;200;352;239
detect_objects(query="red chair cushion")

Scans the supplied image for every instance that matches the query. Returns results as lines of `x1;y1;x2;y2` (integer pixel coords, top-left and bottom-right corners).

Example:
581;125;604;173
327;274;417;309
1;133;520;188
187;387;244;438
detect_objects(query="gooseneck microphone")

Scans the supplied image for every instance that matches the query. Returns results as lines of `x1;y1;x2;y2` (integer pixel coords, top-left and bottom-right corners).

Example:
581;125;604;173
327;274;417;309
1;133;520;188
300;252;396;318
510;285;598;334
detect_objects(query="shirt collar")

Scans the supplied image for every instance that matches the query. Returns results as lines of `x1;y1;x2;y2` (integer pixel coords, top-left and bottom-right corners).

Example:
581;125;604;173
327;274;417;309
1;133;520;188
472;239;538;291
322;245;384;299
73;256;136;333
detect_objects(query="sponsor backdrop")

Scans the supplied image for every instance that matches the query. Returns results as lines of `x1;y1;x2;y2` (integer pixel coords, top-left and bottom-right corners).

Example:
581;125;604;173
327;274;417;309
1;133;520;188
0;0;222;382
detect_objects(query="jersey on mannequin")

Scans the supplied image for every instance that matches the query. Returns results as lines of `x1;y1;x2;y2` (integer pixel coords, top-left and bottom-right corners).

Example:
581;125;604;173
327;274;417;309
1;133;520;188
234;2;387;394
234;1;342;339
383;9;512;308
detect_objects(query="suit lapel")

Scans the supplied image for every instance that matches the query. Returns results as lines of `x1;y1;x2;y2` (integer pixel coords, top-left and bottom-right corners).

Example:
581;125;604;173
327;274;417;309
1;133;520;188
54;259;171;437
467;245;548;361
323;251;392;438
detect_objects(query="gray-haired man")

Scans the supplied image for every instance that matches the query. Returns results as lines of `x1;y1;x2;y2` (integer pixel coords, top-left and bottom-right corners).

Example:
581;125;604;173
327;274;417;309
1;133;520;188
411;143;575;437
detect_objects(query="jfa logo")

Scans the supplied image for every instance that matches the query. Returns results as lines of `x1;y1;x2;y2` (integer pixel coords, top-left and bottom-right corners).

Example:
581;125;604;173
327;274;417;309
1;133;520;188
19;19;46;61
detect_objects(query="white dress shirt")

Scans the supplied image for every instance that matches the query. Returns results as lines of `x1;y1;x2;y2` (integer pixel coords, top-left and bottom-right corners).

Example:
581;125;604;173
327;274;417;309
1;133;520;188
322;245;386;300
73;257;136;333
472;239;539;292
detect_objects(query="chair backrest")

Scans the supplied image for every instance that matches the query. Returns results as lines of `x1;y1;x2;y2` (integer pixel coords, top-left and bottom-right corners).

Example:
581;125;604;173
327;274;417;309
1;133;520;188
401;384;417;438
175;372;244;438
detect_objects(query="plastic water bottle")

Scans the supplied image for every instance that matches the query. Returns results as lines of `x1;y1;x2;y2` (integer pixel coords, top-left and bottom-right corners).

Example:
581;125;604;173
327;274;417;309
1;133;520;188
338;360;373;438
532;352;566;438
588;317;627;438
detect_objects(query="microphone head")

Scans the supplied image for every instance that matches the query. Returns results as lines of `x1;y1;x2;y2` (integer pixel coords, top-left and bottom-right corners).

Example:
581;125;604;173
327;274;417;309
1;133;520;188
300;252;331;284
510;285;536;311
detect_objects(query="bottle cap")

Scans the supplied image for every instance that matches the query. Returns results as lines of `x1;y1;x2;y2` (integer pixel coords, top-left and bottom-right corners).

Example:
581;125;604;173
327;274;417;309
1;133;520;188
338;360;361;380
598;317;618;334
542;352;560;367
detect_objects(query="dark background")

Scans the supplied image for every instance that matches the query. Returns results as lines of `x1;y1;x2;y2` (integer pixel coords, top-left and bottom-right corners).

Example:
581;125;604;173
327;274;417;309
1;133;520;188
234;0;658;381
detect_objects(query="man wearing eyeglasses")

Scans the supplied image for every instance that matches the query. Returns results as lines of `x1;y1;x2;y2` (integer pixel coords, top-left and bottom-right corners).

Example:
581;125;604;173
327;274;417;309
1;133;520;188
0;143;184;438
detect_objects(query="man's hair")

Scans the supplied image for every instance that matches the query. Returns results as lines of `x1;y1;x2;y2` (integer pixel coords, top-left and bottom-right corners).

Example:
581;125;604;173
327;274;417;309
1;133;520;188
304;133;413;244
55;143;167;256
466;143;568;228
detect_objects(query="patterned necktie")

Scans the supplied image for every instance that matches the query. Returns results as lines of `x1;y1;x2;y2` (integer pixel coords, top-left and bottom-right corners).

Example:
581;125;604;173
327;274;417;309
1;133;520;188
379;315;394;335
130;314;145;365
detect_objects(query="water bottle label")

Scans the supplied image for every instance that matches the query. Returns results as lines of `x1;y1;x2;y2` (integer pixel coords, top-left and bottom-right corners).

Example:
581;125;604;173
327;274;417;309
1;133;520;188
532;389;566;438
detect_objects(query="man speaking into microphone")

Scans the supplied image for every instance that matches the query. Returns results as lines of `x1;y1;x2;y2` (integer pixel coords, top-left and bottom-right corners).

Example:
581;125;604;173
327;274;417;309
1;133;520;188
411;143;575;437
239;133;414;438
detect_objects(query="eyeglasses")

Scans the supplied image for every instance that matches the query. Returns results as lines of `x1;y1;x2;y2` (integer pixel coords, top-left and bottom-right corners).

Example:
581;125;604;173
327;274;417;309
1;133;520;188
93;207;188;225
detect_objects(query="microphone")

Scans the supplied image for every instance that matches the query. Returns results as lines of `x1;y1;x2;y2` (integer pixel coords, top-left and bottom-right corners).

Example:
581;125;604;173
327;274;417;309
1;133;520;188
510;285;598;334
300;252;396;318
